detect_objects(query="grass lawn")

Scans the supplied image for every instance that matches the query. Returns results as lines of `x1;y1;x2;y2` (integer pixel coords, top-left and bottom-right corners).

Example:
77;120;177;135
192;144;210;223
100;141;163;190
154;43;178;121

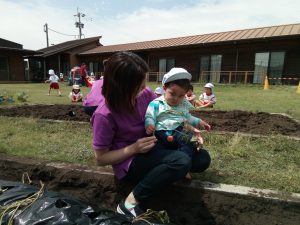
0;82;299;193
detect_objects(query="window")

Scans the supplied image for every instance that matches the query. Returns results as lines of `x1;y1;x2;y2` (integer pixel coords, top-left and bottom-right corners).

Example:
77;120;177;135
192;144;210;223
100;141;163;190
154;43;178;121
93;62;99;72
254;53;269;83
199;55;222;83
0;57;9;81
269;52;285;84
0;57;8;71
89;62;93;74
210;55;222;83
254;51;285;84
159;58;175;81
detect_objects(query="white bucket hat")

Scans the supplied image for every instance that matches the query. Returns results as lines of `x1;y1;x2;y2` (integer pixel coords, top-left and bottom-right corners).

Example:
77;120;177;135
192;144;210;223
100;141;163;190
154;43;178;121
48;69;55;75
204;83;214;89
72;85;80;90
162;68;191;85
154;87;164;95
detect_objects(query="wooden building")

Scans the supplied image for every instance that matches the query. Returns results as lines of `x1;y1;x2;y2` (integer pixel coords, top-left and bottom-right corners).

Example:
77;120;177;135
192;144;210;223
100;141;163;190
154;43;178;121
79;23;300;85
29;36;102;81
9;23;300;84
0;38;37;82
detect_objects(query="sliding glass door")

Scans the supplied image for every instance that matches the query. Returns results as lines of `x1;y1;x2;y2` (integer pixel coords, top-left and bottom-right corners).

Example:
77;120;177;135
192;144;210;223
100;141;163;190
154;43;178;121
269;52;285;84
254;52;285;84
199;55;222;83
210;55;222;83
159;58;175;81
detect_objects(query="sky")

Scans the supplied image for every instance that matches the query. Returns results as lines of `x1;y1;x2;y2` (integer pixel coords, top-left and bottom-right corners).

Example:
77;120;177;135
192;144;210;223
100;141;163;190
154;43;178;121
1;0;300;50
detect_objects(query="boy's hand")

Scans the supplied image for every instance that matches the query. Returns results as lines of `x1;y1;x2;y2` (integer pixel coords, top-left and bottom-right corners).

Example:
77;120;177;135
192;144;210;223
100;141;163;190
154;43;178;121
146;124;155;135
200;120;211;131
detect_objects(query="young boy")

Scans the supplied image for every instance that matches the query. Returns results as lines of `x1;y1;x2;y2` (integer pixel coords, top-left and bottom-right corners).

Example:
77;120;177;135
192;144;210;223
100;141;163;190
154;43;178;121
145;68;211;179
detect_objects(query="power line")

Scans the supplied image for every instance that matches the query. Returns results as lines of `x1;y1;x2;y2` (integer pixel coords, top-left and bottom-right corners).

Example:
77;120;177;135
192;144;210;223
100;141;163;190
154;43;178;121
48;27;77;37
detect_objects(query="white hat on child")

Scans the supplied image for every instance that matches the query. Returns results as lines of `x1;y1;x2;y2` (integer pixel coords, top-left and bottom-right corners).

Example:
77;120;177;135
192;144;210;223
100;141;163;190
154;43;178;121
48;69;55;75
204;83;214;89
162;68;191;85
154;87;164;95
73;85;80;90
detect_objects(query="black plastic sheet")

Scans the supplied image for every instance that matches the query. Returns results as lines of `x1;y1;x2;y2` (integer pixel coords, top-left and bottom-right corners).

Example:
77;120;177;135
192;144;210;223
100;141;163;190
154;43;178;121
0;180;172;225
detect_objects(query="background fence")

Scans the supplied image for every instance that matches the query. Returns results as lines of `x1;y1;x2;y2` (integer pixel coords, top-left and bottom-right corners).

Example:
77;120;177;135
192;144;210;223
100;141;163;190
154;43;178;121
146;71;299;85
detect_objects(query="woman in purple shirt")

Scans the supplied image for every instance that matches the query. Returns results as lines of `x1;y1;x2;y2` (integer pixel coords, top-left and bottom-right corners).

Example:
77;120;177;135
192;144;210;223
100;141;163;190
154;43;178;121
91;52;211;218
82;79;103;116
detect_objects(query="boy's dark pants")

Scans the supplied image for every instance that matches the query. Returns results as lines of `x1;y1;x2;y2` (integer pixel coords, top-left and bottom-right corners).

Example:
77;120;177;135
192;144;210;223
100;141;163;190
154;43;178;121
124;127;211;202
155;126;195;158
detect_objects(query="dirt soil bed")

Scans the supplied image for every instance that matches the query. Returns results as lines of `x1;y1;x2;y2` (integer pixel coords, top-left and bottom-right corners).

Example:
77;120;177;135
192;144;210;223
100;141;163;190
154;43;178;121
1;154;299;225
0;104;299;137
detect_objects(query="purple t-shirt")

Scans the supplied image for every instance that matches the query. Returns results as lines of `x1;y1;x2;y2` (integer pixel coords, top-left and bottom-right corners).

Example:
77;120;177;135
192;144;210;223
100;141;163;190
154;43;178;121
91;87;156;180
83;79;103;107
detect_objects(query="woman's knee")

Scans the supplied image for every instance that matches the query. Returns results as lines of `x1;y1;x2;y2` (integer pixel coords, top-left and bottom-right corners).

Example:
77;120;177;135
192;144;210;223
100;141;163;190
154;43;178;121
191;149;211;172
172;151;192;174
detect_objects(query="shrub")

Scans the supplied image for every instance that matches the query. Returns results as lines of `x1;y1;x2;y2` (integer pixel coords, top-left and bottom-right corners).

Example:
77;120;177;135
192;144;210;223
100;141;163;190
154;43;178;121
17;91;29;102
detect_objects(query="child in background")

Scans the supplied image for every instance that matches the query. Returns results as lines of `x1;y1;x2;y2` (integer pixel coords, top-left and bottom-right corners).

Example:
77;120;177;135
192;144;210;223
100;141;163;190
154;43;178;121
145;68;211;179
197;83;216;108
89;72;96;82
154;86;163;97
185;84;196;106
46;69;61;96
69;85;83;102
80;63;88;86
82;79;104;116
59;73;64;82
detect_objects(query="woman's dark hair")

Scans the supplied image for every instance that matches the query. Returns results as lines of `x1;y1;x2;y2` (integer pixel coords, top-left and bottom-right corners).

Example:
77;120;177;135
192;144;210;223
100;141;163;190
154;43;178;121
102;51;149;113
164;79;191;92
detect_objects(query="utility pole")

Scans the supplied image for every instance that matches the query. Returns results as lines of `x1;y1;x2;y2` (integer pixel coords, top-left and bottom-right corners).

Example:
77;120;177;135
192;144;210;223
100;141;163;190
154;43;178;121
74;8;85;39
44;23;49;47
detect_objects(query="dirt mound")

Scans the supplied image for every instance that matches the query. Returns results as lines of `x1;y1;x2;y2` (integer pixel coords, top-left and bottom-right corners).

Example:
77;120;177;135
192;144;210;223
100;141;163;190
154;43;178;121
191;110;300;136
0;104;299;137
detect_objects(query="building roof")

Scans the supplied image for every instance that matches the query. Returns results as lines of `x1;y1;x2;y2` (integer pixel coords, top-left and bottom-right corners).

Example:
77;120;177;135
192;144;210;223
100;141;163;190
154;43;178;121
36;36;102;57
0;46;38;55
0;38;23;49
80;23;300;55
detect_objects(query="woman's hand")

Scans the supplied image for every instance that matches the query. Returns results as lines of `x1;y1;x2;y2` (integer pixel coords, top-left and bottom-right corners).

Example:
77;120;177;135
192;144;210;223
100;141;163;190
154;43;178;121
131;136;157;154
94;136;157;166
145;124;155;135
